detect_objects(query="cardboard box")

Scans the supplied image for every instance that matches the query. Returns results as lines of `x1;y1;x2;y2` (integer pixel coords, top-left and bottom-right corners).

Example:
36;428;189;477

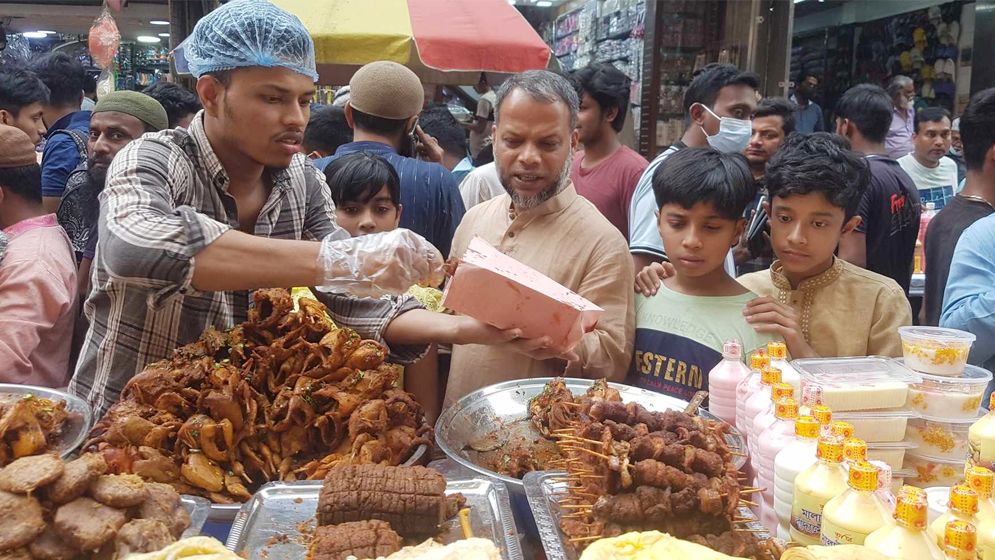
442;237;603;351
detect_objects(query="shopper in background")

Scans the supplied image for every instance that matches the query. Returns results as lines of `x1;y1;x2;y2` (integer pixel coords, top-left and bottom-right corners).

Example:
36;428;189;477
81;73;97;112
328;61;465;258
899;107;959;209
31;52;91;213
142;81;202;128
885;75;916;159
949;116;967;185
835;84;921;295
446;70;634;405
0;125;77;387
791;74;823;134
569;63;648;240
419;103;474;184
0;69;49;147
458;161;504;211
924;93;995;327
467;72;496;161
303;105;352;163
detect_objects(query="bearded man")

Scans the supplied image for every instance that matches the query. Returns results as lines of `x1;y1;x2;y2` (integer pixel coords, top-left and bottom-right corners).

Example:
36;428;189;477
445;70;635;405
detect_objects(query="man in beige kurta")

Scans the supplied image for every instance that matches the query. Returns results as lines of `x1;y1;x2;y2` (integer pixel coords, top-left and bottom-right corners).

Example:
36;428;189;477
445;70;635;406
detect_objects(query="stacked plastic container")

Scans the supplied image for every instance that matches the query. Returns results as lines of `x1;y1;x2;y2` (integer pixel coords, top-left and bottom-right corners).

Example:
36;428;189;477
897;326;991;488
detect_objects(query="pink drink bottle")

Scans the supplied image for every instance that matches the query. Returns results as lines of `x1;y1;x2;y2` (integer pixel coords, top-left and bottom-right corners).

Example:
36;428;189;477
708;340;752;427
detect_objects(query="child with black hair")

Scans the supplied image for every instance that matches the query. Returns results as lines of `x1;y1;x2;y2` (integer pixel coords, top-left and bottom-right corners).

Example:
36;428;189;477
324;151;403;237
628;147;776;400
739;133;912;358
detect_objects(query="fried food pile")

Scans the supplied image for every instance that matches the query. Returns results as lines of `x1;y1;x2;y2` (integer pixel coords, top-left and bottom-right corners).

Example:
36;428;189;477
530;379;780;560
0;453;191;559
0;393;71;466
84;289;433;503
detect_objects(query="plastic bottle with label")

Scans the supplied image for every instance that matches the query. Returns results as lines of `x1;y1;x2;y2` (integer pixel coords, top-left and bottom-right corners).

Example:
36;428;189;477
966;466;995;560
708;339;751;428
931;485;981;547
917;202;937;274
752;383;796;452
970;394;995;472
745;366;782;457
767;341;800;397
736;351;770;442
820;461;892;546
866;487;944;560
758;397;800;531
790;435;848;545
943;520;979;560
774;415;821;540
871;460;897;511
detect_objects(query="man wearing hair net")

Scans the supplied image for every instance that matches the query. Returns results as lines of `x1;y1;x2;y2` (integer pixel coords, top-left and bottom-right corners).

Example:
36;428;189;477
68;0;527;416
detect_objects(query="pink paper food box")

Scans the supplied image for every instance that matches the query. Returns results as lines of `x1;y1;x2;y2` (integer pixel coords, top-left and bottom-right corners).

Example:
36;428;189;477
442;237;603;351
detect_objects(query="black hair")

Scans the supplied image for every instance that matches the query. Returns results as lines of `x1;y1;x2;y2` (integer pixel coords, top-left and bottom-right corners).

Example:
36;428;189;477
652;147;756;220
0;70;50;116
82;72;97;95
683;63;759;123
142;82;202;128
960;88;995;171
350;107;408;137
303;105;352;156
324;152;401;207
765;132;869;220
0;164;42;203
419;104;467;158
570;63;630;132
30;52;85;108
754;97;797;135
914;106;951;133
835;84;893;144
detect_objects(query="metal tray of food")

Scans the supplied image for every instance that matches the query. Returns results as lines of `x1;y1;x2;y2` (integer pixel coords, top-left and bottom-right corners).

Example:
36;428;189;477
435;378;747;496
205;443;430;522
225;477;523;560
523;471;767;560
0;384;92;459
180;495;212;538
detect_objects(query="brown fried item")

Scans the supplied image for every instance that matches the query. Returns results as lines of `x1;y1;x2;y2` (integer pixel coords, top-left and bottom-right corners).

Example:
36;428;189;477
53;497;127;552
0;549;31;560
47;452;108;504
114;519;174;558
0;490;45;550
0;394;71;467
307;520;402;560
28;528;79;560
89;473;148;508
137;482;191;538
0;453;64;493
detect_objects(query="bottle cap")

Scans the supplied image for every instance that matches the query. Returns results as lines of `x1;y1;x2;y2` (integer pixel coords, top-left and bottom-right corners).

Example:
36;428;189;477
894;492;929;529
943;520;977;553
795;416;820;439
772;383;794;401
829;421;854;440
768;341;788;360
966;465;995;500
774;397;799;420
722;339;743;360
761;366;782;386
989;392;995;411
843;438;868;463
949;484;980;515
802;384;824;407
899;485;927;500
870;460;891;490
848;461;879;492
810;405;832;425
750;351;769;371
816;435;845;464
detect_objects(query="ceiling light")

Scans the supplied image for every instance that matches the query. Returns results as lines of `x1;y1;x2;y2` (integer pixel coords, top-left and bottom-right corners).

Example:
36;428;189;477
136;35;161;43
23;31;48;39
37;30;56;35
158;33;170;37
537;0;552;5
150;20;169;26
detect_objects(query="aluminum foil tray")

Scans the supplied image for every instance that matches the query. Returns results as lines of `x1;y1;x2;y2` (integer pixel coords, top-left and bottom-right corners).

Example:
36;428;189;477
225;478;523;560
0;384;93;459
180;495;211;538
435;378;746;495
523;471;766;560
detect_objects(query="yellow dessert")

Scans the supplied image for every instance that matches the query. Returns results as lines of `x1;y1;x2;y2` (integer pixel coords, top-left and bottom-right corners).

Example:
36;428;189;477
971;394;995;471
906;452;970;488
791;436;849;545
907;417;973;460
578;531;749;560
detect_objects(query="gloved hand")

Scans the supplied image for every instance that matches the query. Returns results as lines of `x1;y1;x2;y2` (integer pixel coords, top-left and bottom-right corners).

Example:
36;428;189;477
315;229;445;298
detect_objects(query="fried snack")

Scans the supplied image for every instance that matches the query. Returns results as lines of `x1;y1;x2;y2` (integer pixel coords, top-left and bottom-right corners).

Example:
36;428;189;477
53;497;127;552
115;519;175;557
0;549;31;560
0;490;45;550
125;537;240;560
47;452;108;504
0;453;64;493
89;473;148;507
309;520;403;560
29;528;78;560
0;394;71;467
138;482;191;538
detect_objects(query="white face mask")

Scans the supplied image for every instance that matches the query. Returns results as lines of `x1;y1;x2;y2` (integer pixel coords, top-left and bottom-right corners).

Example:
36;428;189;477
700;105;752;154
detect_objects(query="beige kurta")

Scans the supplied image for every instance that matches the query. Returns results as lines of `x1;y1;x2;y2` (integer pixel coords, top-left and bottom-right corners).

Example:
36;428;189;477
738;258;912;358
445;183;635;405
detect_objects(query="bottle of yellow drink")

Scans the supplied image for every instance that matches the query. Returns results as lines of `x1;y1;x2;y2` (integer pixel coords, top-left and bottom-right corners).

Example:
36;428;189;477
866;487;944;559
966;466;995;560
790;435;847;545
971;394;995;471
931;485;980;547
820;461;892;546
943;520;979;560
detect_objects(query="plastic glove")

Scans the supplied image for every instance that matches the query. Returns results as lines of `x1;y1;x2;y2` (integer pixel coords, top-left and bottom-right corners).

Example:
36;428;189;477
315;229;445;298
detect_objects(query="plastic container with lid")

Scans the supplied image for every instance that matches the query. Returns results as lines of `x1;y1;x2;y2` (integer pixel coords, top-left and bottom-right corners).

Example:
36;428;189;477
930;485;980;546
899;326;976;376
753;383;796;453
794;357;920;412
757;397;800;516
835;408;915;443
908;415;978;460
774;415;821;540
906;451;967;488
820;461;892;546
943;519;979;560
867;441;917;473
970;393;995;471
746;366;782;457
790;435;849;545
866;487;944;560
768;341;800;396
708;339;751;428
736;351;769;440
903;360;992;420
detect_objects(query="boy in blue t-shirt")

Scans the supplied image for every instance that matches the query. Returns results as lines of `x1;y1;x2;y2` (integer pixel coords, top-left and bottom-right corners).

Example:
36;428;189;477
627;147;776;400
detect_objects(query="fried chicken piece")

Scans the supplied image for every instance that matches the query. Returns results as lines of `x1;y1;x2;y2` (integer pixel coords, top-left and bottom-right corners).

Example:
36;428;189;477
0;490;45;550
47;452;108;504
89;473;148;507
138;482;191;538
0;453;64;493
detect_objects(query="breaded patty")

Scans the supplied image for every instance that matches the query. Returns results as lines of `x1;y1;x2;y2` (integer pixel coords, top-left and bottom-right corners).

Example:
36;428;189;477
29;528;79;560
47;453;108;504
0;454;64;494
0;490;45;550
53;497;127;552
138;482;191;538
89;473;148;508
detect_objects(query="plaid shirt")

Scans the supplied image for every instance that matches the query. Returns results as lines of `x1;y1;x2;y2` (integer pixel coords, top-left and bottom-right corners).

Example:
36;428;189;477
69;112;423;416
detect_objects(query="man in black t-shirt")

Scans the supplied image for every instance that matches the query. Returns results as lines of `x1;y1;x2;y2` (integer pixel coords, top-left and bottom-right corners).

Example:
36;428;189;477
923;88;995;325
835;84;921;294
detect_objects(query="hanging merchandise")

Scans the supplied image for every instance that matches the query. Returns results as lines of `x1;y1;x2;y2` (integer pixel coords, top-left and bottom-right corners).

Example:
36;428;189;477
89;8;120;70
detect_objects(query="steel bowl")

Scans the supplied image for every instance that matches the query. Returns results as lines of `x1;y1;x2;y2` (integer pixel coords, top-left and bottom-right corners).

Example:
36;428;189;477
0;384;92;459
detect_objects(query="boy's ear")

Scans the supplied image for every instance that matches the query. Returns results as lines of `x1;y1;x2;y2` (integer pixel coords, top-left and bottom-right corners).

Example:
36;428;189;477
395;204;403;227
732;218;747;247
842;215;862;235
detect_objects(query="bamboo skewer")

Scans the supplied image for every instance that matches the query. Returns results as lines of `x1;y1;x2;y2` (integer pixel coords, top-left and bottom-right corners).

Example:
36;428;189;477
568;535;603;543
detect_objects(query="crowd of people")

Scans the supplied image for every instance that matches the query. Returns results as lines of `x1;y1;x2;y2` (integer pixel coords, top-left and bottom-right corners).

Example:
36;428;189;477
1;0;995;423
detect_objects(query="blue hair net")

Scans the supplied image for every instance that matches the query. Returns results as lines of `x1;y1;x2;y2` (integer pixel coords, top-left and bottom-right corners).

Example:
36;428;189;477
185;0;318;81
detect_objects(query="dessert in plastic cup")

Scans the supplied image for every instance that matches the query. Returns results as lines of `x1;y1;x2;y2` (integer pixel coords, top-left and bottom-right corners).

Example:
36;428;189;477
907;415;978;461
899;326;976;376
903;361;992;420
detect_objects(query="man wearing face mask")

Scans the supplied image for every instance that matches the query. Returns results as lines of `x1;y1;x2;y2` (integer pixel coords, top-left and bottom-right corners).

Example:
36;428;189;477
628;63;759;275
792;74;824;134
